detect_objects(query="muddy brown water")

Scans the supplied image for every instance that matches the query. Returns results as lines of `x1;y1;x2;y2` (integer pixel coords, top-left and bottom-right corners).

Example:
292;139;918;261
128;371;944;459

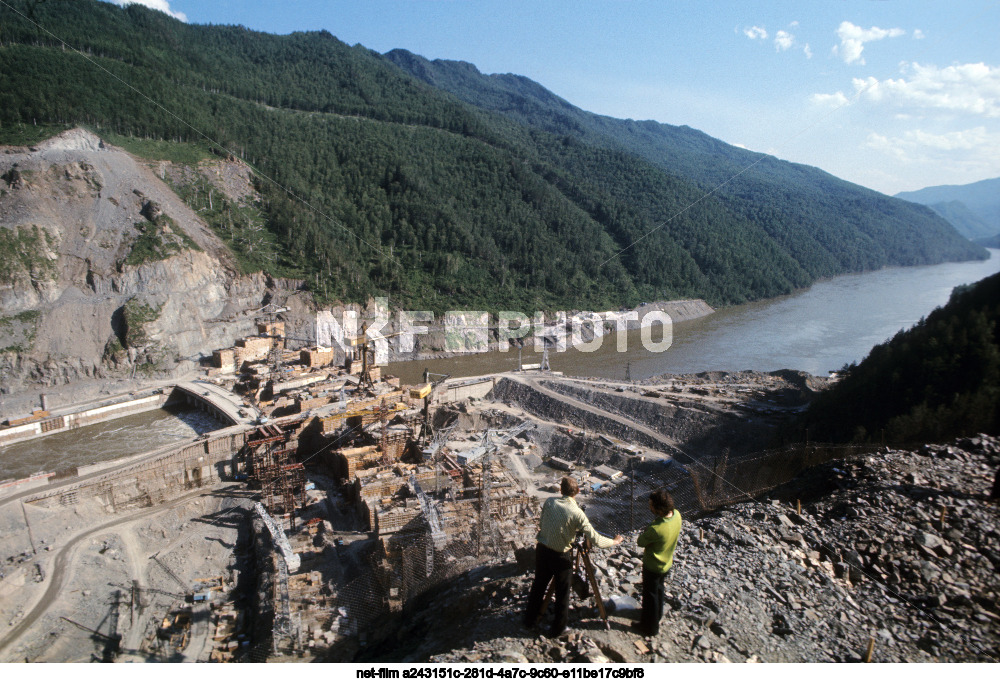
0;407;224;482
389;250;1000;384
3;251;997;481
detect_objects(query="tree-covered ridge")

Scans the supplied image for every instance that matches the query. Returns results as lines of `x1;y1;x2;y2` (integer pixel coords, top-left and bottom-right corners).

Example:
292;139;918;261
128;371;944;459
896;178;1000;241
0;0;987;314
925;201;996;242
386;50;986;274
803;272;1000;444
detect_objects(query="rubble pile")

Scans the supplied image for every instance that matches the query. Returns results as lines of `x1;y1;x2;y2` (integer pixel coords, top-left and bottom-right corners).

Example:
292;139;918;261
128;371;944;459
368;436;1000;663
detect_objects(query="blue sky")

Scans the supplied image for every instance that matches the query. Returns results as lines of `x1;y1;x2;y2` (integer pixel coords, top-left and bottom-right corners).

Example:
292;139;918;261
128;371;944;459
109;1;1000;195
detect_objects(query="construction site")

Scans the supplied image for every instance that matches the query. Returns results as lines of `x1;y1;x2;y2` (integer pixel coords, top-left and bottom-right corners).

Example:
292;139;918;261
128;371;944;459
0;306;854;663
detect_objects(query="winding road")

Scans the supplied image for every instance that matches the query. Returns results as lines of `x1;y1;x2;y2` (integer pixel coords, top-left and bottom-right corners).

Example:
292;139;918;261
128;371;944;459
0;485;229;660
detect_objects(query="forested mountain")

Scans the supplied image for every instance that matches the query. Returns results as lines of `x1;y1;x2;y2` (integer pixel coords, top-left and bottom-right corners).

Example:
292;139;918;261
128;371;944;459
802;272;1000;443
896;177;1000;241
0;0;986;313
385;50;986;278
919;201;996;242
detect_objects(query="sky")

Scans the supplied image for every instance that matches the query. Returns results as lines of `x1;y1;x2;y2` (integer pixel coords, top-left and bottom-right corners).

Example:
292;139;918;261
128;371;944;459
106;0;1000;196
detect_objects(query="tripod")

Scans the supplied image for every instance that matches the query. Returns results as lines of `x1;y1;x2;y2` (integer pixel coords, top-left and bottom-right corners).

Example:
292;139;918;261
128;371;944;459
538;536;610;630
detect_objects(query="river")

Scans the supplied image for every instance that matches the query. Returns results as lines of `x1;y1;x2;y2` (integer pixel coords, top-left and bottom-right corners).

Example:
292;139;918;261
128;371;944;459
0;406;224;482
388;250;1000;383
3;252;996;480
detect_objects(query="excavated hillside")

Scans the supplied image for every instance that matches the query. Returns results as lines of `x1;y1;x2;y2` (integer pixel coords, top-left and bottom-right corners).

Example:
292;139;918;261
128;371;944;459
0;129;312;412
356;436;1000;663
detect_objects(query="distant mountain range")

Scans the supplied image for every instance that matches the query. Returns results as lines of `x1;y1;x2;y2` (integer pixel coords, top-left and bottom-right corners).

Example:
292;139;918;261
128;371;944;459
896;178;1000;243
0;0;987;313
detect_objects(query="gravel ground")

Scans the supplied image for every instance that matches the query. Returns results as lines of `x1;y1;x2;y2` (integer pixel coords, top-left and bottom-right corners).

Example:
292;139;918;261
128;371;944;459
358;435;1000;663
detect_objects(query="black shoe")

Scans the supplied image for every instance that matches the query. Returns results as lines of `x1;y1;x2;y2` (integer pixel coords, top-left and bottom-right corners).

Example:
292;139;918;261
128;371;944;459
631;621;655;638
546;626;567;639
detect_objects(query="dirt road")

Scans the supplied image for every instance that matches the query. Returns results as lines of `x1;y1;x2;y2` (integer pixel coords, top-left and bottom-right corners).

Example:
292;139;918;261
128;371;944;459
0;485;230;660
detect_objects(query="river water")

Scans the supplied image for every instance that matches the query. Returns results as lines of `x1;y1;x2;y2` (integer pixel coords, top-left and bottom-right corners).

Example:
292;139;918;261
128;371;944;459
0;407;224;482
3;252;996;480
389;250;1000;383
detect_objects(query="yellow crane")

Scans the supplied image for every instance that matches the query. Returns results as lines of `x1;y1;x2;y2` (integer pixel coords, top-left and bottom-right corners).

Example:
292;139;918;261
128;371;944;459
410;369;450;446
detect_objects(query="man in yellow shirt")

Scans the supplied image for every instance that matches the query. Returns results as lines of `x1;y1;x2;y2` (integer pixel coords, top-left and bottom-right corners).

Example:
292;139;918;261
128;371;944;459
523;476;623;638
634;489;681;638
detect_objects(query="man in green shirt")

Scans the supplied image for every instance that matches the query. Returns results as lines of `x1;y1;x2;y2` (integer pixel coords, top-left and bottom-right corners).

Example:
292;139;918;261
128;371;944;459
634;489;681;638
523;476;623;637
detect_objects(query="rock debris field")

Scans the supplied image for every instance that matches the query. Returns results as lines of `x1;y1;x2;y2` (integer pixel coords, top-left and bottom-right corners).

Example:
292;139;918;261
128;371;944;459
363;436;1000;663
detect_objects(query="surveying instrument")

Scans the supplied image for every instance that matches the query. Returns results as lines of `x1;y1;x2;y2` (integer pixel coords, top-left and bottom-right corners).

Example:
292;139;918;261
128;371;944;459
537;534;610;630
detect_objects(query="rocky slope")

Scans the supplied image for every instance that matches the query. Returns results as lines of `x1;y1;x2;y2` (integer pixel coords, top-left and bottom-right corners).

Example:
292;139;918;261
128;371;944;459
357;436;1000;663
0;129;310;410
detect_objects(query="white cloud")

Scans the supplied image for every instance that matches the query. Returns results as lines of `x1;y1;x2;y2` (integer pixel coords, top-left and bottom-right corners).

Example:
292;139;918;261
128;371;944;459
907;127;991;150
812;59;1000;191
854;62;1000;117
109;1;187;22
851;76;881;98
862;126;1000;192
746;25;810;58
810;91;850;108
865;127;1000;165
865;132;908;161
774;30;795;52
913;29;925;40
833;21;905;65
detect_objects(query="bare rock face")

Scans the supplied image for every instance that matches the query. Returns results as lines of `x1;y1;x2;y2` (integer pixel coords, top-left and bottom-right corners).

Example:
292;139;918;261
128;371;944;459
0;129;308;401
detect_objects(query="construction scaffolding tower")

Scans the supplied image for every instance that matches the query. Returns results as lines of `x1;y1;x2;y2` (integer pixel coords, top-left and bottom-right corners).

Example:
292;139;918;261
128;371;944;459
241;425;305;524
256;303;289;377
475;420;532;557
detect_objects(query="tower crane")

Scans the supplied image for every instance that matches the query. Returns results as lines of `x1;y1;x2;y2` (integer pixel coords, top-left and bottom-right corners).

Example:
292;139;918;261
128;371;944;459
474;420;533;556
345;322;410;393
410;369;450;446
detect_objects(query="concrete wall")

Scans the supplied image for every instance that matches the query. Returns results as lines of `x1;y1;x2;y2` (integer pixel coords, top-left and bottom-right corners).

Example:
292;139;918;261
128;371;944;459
435;377;495;405
168;385;241;426
25;426;250;511
0;393;169;449
0;471;55;495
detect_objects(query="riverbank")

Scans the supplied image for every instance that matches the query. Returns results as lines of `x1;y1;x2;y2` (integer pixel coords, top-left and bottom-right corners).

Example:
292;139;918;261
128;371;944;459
391;251;1000;383
383;298;715;363
0;389;170;449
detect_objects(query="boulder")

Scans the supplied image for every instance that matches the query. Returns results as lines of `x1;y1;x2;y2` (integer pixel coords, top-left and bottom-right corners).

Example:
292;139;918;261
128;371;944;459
495;650;529;664
917;533;944;550
605;595;641;618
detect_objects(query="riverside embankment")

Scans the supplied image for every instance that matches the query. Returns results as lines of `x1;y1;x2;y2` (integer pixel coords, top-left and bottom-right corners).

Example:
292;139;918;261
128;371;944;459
0;386;233;483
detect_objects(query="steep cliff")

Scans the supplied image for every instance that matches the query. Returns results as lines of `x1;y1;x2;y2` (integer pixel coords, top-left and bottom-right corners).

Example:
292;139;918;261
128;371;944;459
0;129;309;402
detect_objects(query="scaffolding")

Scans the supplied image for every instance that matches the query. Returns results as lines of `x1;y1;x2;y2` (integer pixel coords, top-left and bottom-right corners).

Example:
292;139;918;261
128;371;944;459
242;425;306;523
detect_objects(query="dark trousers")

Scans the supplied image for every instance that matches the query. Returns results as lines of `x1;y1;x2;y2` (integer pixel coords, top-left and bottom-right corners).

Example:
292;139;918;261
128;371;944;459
523;543;573;635
640;567;667;636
